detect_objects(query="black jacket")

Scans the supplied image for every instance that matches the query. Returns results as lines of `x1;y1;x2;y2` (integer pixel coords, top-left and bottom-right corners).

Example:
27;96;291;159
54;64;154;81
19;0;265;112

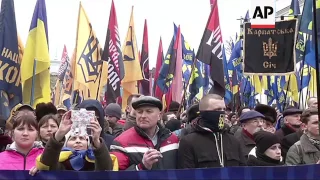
247;154;283;166
275;124;296;141
177;119;246;169
0;135;12;153
281;130;303;162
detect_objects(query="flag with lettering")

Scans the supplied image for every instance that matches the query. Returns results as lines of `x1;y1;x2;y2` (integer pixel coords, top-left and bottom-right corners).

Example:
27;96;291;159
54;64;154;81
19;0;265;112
52;45;69;106
102;0;124;104
121;7;143;110
61;48;75;109
73;2;108;100
58;45;69;80
243;20;297;75
21;0;50;107
139;19;150;95
196;0;225;97
0;0;22;119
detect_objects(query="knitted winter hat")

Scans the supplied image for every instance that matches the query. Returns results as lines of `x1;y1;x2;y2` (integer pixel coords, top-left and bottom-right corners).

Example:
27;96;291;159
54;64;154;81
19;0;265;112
253;131;281;154
64;128;90;148
104;103;122;119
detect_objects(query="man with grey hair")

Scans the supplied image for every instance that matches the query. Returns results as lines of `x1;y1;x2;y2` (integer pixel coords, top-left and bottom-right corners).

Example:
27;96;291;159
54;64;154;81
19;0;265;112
178;94;245;168
111;96;179;170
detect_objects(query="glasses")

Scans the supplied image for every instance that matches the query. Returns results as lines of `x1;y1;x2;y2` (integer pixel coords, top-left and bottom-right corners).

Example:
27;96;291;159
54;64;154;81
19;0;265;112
250;119;265;124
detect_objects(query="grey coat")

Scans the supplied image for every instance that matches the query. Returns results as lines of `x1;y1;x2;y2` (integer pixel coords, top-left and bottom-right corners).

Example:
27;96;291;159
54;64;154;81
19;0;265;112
286;134;320;165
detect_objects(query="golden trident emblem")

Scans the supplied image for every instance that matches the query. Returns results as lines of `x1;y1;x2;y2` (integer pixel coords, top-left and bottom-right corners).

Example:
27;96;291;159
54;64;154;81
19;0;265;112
218;114;225;130
263;37;278;59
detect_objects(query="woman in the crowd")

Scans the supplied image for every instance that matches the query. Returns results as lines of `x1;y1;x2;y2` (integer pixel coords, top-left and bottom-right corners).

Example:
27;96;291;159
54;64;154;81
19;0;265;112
286;108;320;165
0;113;44;170
247;130;283;166
228;113;237;125
36;111;117;171
38;114;59;146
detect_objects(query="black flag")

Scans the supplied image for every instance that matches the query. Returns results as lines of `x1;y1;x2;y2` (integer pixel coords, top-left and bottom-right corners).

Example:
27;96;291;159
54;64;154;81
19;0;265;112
196;0;225;97
243;19;297;75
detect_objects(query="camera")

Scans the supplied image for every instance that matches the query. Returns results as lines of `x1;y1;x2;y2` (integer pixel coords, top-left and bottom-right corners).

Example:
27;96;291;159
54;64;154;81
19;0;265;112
70;108;95;136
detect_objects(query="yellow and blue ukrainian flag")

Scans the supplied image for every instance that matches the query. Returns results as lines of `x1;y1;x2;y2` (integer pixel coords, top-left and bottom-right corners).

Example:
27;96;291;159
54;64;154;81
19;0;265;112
21;0;51;107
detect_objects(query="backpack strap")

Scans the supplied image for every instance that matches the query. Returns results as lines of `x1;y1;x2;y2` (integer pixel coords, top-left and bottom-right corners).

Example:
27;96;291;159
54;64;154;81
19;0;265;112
294;142;304;164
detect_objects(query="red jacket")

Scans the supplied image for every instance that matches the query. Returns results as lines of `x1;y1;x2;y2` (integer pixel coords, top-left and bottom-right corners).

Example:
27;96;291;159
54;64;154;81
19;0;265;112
110;126;179;170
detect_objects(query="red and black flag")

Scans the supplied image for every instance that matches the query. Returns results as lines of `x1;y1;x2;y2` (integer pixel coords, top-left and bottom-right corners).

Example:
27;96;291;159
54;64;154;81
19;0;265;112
139;19;150;95
196;0;225;97
153;37;164;99
102;0;124;104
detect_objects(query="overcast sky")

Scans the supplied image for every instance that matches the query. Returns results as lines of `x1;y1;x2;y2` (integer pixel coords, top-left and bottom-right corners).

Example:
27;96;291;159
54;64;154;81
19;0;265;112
13;0;259;68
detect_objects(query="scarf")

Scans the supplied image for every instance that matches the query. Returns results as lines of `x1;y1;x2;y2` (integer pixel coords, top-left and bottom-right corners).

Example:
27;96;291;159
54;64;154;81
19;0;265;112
243;129;254;141
61;147;95;171
248;154;283;166
306;133;320;150
256;150;282;165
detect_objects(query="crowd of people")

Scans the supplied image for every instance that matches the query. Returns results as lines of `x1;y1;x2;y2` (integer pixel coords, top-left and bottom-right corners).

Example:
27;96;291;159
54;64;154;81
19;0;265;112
0;94;318;175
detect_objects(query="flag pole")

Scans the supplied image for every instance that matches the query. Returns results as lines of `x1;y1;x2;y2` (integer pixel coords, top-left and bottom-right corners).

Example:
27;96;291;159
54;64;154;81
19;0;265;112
283;75;291;111
312;0;320;134
30;60;37;106
95;48;103;101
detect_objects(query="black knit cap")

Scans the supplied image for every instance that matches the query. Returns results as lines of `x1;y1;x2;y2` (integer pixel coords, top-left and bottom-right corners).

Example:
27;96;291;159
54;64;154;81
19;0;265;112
168;101;180;112
253;131;281;154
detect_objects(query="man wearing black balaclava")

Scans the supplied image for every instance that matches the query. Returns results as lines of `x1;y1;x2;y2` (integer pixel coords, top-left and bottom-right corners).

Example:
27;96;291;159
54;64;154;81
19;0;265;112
177;94;246;168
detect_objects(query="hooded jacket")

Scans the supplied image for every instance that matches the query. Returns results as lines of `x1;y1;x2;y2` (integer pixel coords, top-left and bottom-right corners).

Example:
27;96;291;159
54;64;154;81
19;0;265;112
0;142;44;170
177;119;246;168
77;100;114;148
